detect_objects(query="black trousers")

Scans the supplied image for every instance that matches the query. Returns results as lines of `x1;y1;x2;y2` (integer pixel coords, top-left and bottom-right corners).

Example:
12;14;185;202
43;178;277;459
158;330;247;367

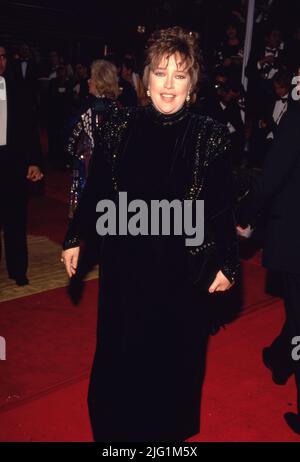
0;167;28;280
267;272;300;413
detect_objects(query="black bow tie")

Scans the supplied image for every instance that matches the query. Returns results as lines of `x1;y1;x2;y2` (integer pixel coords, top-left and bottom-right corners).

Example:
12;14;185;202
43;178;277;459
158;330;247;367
278;97;288;103
265;47;278;53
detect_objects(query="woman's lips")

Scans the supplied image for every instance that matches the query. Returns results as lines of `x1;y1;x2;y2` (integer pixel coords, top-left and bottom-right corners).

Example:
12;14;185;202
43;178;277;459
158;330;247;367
160;93;176;103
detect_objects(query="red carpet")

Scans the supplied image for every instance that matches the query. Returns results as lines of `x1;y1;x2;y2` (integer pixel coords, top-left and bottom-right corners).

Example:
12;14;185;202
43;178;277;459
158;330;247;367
198;302;299;442
1;300;300;441
0;280;98;412
0;248;274;412
240;259;277;313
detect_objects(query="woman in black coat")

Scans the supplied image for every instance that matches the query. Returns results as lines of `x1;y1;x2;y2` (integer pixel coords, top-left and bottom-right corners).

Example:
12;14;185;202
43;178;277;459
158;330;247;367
61;27;239;442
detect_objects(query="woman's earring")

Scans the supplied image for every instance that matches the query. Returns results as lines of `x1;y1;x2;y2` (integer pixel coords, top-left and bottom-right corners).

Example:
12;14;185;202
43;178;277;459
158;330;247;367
147;89;151;97
186;93;191;103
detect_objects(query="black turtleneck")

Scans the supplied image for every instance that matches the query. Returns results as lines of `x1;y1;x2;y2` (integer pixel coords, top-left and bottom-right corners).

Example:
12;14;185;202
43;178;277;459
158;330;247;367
145;102;189;126
118;103;192;201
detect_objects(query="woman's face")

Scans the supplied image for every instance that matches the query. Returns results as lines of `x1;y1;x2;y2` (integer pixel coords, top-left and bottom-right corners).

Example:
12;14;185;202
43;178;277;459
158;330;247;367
148;53;191;114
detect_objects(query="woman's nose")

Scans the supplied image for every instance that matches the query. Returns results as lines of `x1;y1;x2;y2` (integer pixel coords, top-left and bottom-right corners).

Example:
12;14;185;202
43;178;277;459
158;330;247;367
164;75;174;89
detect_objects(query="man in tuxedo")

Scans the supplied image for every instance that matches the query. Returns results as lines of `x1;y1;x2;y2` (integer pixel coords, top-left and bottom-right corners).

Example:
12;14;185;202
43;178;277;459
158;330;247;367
246;25;286;118
249;70;291;167
202;69;245;165
71;62;89;111
12;43;38;113
237;103;300;435
0;45;43;285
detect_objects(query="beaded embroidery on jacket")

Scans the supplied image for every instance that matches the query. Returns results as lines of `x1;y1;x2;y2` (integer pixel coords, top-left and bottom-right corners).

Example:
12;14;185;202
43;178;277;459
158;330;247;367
64;108;238;282
186;116;231;256
67;101;119;218
101;111;232;262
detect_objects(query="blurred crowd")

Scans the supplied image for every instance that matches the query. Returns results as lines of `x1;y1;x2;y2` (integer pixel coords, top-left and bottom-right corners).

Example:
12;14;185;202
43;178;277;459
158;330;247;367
1;13;300;172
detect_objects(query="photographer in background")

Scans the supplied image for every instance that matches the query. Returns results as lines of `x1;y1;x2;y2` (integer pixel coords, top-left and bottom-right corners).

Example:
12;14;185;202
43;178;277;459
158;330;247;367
201;67;246;165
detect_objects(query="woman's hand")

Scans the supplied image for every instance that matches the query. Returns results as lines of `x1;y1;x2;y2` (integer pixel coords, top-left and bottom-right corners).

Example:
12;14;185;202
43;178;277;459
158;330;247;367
61;247;80;278
208;270;234;293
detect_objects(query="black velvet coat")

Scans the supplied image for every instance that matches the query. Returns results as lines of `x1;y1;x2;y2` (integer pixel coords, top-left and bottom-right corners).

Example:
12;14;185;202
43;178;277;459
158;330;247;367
64;104;239;442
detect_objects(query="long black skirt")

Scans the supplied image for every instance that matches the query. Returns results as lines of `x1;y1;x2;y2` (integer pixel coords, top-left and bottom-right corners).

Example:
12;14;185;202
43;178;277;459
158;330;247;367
87;236;210;442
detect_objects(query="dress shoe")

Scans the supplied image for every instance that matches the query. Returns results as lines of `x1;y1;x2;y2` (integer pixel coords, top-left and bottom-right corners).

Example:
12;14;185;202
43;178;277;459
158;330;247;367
284;412;300;435
262;347;289;385
15;277;29;286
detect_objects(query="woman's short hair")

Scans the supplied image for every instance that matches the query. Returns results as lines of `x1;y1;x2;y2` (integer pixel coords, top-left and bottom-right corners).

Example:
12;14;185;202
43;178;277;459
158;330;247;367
91;59;119;99
143;26;200;95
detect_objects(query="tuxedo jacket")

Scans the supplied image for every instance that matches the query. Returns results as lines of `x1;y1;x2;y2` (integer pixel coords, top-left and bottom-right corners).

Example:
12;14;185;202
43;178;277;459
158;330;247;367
12;59;38;107
0;72;42;175
245;44;286;82
239;105;300;274
257;95;291;135
201;97;244;134
12;60;37;86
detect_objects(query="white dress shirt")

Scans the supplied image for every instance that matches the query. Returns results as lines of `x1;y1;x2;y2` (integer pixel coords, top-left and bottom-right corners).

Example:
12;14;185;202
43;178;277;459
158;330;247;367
0;76;7;146
21;61;28;79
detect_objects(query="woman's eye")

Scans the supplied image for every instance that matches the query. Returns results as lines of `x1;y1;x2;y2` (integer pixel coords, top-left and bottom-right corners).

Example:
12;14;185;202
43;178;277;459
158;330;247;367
154;71;165;77
175;74;186;79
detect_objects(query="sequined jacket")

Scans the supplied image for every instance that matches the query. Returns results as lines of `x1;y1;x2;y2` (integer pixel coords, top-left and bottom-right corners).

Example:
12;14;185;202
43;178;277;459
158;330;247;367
63;106;240;283
67;97;119;218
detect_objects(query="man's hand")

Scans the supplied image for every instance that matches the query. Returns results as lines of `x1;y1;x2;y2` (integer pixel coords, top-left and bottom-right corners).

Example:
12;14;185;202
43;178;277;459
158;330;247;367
236;224;253;238
208;270;234;293
27;165;43;182
259;119;269;129
260;55;274;66
61;247;80;278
